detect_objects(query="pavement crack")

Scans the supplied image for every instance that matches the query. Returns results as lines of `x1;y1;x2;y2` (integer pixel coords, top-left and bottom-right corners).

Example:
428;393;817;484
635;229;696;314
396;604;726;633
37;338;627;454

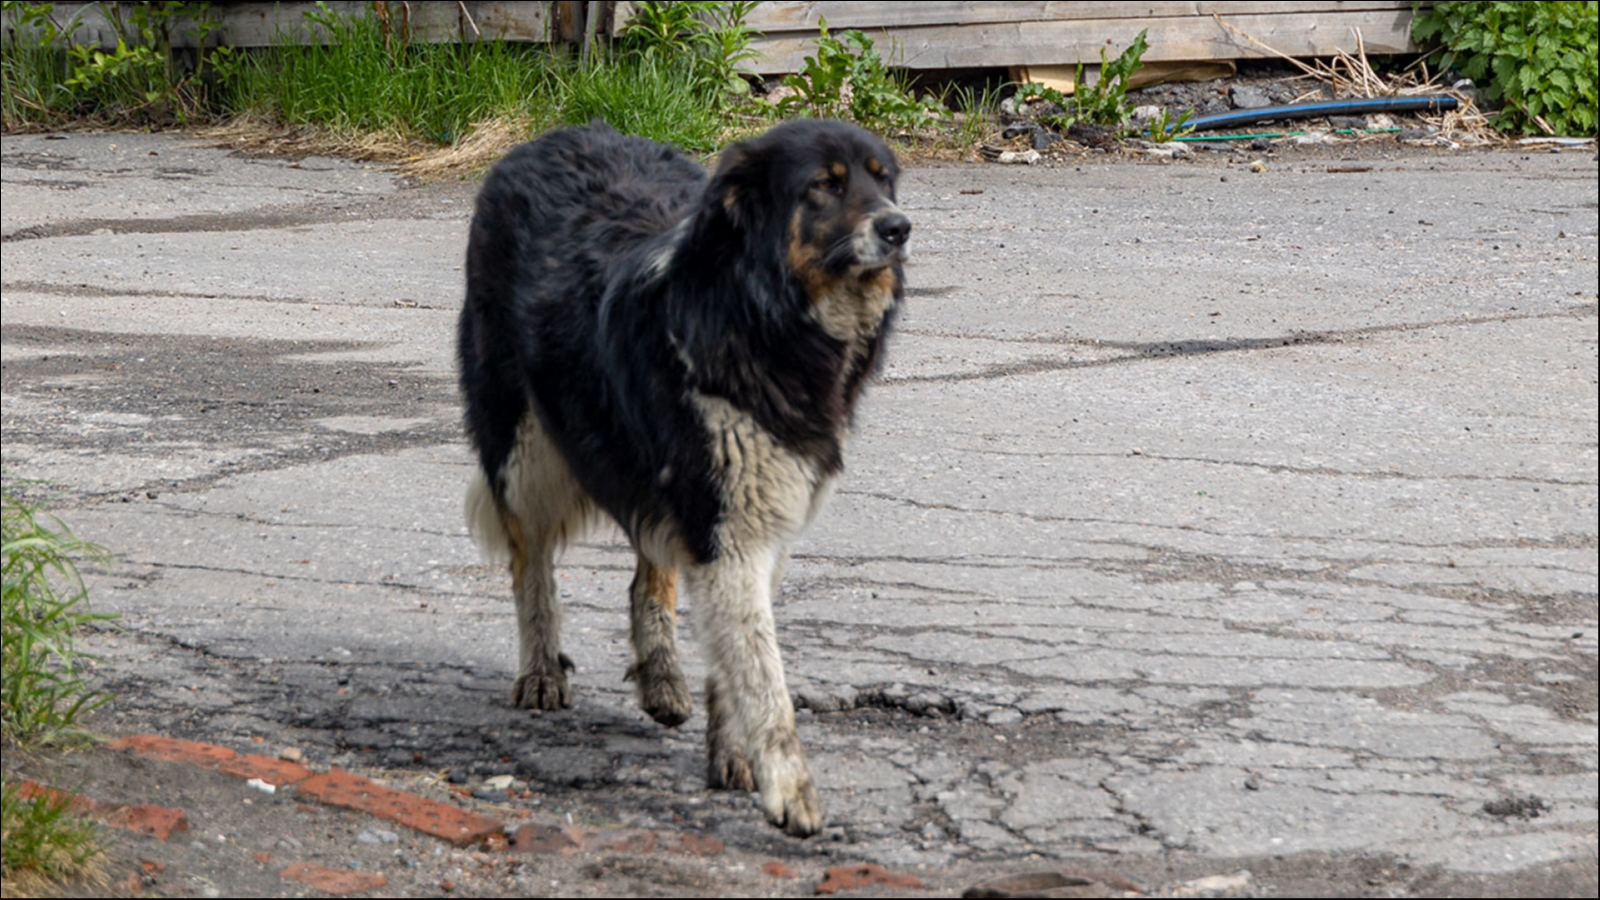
110;558;463;598
883;304;1598;385
0;279;447;309
944;446;1595;487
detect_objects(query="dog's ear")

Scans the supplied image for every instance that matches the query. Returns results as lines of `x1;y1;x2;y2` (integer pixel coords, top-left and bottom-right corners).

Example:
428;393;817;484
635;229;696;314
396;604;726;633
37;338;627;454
706;140;762;230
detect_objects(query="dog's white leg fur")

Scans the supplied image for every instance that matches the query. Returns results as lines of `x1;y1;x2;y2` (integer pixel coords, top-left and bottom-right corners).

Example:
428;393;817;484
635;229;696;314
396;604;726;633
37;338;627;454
467;414;594;710
626;557;692;726
686;546;821;836
690;394;826;836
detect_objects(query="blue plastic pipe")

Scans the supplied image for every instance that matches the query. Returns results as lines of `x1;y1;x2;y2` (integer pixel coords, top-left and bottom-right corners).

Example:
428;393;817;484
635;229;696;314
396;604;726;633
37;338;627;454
1178;95;1460;132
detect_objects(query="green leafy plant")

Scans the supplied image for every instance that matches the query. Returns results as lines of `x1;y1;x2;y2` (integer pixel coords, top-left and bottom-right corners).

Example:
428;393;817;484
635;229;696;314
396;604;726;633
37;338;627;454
1017;29;1145;130
1016;29;1149;131
3;1;235;124
64;37;166;106
1412;0;1598;135
778;17;946;131
618;0;760;105
1079;28;1148;126
1;490;114;745
1;1;75;124
1;490;113;886
1144;106;1195;142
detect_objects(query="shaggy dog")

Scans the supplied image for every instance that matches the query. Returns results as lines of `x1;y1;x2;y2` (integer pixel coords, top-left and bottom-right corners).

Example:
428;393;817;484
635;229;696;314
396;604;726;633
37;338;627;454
457;119;909;836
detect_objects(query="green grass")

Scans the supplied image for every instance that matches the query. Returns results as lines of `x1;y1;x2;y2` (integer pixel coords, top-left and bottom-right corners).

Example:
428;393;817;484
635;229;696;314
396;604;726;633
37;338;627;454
552;51;726;150
0;777;100;885
1;488;115;886
221;10;560;143
0;25;78;126
1;491;113;744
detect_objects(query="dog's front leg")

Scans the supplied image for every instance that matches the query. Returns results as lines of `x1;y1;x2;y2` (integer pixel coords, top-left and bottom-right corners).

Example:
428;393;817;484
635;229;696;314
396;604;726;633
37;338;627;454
687;545;822;837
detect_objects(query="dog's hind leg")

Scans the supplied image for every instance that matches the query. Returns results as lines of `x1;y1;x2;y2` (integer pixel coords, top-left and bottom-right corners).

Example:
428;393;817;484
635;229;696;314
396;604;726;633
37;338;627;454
503;511;572;710
469;414;592;710
625;557;692;726
688;546;823;837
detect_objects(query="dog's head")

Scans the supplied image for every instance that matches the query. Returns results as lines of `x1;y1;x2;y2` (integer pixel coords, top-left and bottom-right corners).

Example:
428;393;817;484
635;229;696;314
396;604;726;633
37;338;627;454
707;120;910;285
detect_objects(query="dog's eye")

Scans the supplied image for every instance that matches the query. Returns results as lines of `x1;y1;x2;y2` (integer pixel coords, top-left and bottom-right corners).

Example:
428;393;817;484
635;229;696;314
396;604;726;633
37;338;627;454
812;176;844;197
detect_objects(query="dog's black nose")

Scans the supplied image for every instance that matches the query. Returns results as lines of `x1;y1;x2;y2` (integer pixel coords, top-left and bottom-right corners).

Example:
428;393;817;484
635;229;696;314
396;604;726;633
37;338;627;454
874;213;911;246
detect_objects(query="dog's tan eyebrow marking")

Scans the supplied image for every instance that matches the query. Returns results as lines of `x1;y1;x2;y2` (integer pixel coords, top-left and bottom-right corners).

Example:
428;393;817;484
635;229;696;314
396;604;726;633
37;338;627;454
865;157;883;175
829;161;847;178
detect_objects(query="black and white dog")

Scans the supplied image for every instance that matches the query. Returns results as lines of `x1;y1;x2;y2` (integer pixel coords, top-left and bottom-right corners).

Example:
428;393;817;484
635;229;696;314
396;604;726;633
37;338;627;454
457;120;909;836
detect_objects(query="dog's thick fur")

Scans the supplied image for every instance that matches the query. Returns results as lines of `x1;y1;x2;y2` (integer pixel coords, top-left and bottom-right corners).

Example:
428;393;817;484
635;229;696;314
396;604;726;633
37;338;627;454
457;120;908;836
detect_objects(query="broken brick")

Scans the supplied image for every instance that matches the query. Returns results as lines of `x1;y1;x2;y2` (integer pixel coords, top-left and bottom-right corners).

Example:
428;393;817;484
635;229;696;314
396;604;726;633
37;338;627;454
217;753;313;786
764;861;801;879
505;823;583;856
17;781;187;841
673;832;726;857
15;780;100;816
109;735;238;769
295;768;502;847
601;829;659;854
816;863;925;894
279;863;388;895
102;803;190;841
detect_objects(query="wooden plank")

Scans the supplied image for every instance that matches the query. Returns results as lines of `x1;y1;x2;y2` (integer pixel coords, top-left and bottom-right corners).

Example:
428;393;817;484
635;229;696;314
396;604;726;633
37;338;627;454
1017;59;1238;94
745;9;1421;72
742;1;1416;33
34;1;549;48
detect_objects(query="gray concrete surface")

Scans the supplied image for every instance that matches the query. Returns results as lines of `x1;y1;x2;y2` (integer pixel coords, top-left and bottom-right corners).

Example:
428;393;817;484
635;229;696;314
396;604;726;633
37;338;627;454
2;132;1596;895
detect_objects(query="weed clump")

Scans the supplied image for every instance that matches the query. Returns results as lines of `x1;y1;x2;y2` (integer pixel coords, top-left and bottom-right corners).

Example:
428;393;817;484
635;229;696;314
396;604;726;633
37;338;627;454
1;488;115;886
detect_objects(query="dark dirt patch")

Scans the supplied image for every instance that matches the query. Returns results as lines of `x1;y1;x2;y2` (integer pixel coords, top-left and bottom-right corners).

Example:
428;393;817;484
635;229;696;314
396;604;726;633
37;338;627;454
1482;795;1551;820
0;326;457;496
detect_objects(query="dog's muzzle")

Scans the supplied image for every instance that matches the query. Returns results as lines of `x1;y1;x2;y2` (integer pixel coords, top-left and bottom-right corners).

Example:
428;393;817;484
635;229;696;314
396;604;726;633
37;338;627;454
854;209;913;266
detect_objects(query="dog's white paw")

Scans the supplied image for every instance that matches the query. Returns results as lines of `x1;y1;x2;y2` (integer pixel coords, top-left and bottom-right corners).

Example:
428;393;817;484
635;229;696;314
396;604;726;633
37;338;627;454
759;769;823;837
755;732;823;837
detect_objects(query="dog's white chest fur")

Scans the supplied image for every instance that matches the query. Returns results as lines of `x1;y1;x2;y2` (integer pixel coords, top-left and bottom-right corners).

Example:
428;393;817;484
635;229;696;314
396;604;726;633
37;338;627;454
693;393;836;548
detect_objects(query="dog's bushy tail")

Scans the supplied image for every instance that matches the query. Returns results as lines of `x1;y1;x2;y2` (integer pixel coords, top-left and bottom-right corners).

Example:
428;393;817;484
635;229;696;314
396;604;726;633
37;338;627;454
464;469;512;565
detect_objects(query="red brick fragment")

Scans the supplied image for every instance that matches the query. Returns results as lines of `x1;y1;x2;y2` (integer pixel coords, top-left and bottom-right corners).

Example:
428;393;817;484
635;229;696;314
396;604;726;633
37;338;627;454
217;753;313;786
601;829;659;853
764;861;801;879
279;863;388;895
15;780;100;816
505;823;583;856
295;768;502;847
253;851;274;864
18;780;187;841
816;863;926;895
673;832;725;857
102;803;190;841
109;735;238;768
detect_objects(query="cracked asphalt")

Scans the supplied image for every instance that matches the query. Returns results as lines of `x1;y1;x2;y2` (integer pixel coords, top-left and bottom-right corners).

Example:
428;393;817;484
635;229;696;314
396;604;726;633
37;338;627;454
2;132;1596;896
